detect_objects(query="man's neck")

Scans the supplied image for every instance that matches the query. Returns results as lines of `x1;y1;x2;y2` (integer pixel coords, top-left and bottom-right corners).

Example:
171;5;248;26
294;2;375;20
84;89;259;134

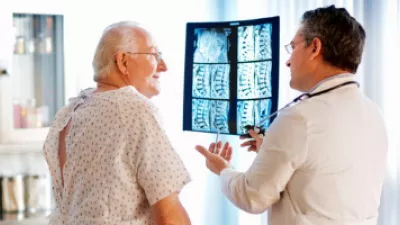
95;74;128;92
96;82;121;92
306;68;352;91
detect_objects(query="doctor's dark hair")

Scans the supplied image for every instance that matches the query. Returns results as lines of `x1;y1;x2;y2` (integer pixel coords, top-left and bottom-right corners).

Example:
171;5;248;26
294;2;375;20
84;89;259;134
301;5;366;73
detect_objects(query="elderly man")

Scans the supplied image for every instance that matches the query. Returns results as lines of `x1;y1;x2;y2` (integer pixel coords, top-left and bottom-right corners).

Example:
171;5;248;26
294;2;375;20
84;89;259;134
196;5;388;225
43;21;192;225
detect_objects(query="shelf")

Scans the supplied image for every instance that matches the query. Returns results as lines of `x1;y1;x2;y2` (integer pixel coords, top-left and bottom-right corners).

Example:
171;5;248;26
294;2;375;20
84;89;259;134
0;127;48;153
0;127;49;145
0;213;49;225
0;142;44;154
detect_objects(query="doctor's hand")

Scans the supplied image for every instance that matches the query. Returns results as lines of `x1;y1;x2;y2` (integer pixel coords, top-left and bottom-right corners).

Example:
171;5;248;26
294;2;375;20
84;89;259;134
239;129;263;153
195;141;233;175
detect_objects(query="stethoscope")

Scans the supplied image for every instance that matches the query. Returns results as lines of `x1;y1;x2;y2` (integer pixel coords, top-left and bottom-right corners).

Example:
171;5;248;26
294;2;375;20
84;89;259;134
241;80;360;138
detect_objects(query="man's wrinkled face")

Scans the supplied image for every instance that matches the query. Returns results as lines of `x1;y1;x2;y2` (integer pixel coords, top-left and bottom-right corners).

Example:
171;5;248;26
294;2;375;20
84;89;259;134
117;28;168;98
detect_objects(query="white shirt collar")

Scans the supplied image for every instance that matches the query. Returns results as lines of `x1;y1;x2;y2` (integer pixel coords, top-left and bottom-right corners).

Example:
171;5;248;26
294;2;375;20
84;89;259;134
308;73;357;94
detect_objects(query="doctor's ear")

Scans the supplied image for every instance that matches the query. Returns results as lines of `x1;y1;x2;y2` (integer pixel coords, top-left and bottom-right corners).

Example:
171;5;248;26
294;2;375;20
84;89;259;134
309;37;322;59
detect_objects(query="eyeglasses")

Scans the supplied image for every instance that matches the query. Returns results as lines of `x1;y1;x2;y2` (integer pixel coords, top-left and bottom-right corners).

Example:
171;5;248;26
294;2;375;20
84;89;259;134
126;52;163;63
284;44;294;54
284;40;306;55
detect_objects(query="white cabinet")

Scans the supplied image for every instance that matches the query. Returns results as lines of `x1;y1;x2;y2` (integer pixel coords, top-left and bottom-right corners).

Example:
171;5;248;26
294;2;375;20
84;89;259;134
0;1;66;148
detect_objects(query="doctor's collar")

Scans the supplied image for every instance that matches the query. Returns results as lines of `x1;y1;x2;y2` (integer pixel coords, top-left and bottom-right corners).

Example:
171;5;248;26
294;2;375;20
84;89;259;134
308;73;356;94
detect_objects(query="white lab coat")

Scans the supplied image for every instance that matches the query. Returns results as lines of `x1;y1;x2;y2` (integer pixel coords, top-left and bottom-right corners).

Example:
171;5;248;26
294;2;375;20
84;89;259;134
220;74;388;225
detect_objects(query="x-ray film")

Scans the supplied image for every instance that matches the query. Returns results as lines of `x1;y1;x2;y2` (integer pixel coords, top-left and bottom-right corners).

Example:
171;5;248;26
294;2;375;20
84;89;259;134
184;16;280;135
254;23;272;60
192;99;230;134
238;26;255;62
236;99;272;134
238;23;272;62
254;61;272;98
254;99;273;130
193;28;231;63
192;64;211;98
192;64;230;99
237;100;255;134
210;100;230;133
238;63;255;99
192;99;211;132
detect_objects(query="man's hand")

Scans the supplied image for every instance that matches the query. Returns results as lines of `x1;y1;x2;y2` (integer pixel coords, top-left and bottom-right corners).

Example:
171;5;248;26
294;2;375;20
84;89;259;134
239;129;263;153
195;141;233;175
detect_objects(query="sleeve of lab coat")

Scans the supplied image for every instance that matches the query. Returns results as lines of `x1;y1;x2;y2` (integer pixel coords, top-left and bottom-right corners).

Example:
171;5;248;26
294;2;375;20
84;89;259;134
220;109;308;214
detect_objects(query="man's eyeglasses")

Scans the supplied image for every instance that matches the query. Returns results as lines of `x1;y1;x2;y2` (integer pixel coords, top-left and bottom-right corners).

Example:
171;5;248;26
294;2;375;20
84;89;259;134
284;44;293;55
284;40;306;55
126;52;163;63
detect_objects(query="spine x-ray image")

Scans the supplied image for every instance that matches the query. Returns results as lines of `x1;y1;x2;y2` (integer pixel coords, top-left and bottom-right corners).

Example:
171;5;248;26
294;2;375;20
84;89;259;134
237;24;273;99
237;101;255;134
193;28;231;63
236;99;272;134
238;26;255;62
210;100;229;133
238;23;272;62
254;23;272;60
238;61;272;99
254;99;272;130
193;64;230;99
254;61;272;98
192;99;230;133
238;63;255;99
211;64;230;99
184;17;279;135
192;64;211;98
192;99;211;131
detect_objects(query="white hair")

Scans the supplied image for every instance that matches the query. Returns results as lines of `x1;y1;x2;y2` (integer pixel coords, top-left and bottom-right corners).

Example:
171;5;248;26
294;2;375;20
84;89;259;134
92;21;140;81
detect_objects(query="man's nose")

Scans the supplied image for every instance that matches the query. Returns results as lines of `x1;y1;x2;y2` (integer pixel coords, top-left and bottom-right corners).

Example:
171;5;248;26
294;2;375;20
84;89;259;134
157;59;168;72
286;59;291;67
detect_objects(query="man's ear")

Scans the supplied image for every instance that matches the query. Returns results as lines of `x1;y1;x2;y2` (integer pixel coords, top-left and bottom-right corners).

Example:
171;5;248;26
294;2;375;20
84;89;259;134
309;37;322;60
115;53;128;75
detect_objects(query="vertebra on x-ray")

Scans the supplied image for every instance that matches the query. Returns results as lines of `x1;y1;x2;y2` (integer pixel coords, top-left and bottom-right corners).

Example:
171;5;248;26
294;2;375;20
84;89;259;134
254;99;272;130
237;100;254;134
210;100;229;133
238;26;255;62
210;64;230;99
254;23;272;60
237;63;255;99
254;61;272;98
192;99;210;131
192;64;211;98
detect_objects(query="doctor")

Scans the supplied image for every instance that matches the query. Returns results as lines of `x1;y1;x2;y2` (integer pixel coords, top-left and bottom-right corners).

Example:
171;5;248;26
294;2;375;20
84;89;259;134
195;5;388;225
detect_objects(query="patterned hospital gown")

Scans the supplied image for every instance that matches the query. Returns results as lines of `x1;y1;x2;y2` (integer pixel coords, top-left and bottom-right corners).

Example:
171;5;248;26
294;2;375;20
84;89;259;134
43;86;191;225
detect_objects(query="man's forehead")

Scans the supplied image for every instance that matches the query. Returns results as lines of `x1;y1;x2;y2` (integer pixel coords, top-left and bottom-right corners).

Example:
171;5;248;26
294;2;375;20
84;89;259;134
291;27;304;42
138;43;159;52
132;27;157;47
135;36;159;51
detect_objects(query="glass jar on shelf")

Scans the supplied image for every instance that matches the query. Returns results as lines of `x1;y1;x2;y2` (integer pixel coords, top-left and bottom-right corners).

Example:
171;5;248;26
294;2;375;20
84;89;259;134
12;98;49;129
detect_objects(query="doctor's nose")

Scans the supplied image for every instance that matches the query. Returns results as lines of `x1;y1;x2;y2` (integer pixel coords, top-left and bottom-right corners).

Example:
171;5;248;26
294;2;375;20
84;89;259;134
286;59;291;67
